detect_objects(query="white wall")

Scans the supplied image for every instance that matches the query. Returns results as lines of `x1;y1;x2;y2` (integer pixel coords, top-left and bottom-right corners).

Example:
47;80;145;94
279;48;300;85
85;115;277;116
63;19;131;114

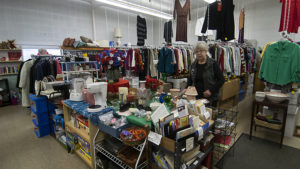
0;0;93;47
233;0;300;48
1;0;299;49
94;6;156;46
152;6;207;47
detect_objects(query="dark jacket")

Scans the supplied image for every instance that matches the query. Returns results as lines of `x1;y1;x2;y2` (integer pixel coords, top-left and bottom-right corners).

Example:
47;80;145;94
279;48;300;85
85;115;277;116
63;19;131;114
188;57;225;101
202;0;235;41
157;47;174;74
164;21;173;44
137;15;147;46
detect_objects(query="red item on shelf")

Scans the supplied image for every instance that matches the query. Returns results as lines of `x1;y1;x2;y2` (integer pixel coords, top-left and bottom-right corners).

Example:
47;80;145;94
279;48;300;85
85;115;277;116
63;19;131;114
107;79;129;93
215;135;232;146
8;52;21;61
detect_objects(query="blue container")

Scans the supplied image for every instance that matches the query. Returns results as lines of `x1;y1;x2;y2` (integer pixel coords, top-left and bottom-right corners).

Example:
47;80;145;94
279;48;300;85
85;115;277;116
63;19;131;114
33;123;53;138
30;94;56;113
31;107;49;126
98;122;130;138
239;89;245;101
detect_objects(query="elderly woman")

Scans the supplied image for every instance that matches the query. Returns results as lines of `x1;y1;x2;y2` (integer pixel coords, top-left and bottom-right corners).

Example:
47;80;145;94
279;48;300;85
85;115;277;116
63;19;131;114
187;42;225;106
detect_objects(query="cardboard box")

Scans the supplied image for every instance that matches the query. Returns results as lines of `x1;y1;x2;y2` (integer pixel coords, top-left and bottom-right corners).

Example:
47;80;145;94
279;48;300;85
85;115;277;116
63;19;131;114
220;79;240;101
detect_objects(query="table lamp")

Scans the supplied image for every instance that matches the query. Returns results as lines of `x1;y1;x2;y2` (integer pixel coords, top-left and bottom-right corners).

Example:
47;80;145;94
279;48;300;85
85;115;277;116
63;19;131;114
114;28;123;47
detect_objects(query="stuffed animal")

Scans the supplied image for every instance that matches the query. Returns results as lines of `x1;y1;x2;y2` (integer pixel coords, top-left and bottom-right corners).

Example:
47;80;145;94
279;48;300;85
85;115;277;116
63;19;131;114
7;40;16;49
1;41;8;49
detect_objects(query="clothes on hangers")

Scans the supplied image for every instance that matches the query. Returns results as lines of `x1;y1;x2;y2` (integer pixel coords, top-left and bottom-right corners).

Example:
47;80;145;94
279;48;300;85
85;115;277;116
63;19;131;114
29;57;57;93
208;43;256;77
137;15;147;46
195;17;214;37
259;40;300;85
279;0;300;33
202;0;235;41
173;0;191;42
19;60;34;107
238;8;245;43
164;21;173;44
157;46;194;78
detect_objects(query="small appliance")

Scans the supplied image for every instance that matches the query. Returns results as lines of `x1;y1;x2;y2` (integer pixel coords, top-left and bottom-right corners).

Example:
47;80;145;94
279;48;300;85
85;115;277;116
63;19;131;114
69;78;85;101
86;82;108;112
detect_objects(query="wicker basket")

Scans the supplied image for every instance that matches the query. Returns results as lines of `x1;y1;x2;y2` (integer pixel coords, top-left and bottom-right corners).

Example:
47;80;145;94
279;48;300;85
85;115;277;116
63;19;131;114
120;127;148;146
254;117;282;130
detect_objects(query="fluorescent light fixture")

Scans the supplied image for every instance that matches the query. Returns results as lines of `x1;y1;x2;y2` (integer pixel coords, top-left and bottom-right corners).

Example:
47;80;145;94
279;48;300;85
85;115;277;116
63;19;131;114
95;0;173;20
204;0;216;3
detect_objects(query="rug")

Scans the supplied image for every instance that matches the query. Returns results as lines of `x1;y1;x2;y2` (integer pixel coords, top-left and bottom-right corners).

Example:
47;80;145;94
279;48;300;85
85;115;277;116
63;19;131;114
216;133;300;169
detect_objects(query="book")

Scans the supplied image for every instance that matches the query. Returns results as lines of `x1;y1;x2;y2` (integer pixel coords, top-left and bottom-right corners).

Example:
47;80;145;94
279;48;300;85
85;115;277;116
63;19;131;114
164;154;174;169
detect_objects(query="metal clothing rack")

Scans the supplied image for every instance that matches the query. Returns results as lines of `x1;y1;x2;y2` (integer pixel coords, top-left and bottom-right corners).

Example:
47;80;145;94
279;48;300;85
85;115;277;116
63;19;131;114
31;55;64;59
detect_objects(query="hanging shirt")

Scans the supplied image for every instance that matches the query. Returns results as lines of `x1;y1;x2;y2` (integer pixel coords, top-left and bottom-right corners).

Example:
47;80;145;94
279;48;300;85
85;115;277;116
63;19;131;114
174;0;191;42
259;41;300;85
279;0;300;33
195;17;214;36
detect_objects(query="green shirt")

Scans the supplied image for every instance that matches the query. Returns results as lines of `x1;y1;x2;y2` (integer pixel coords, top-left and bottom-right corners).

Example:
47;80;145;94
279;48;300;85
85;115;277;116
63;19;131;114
259;41;300;85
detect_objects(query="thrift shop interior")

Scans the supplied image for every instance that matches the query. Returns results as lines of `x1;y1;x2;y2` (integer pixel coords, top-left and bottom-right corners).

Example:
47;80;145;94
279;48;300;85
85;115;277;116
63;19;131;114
1;0;300;169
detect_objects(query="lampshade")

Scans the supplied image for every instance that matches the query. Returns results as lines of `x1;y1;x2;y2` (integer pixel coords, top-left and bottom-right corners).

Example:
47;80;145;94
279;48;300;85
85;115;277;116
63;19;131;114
114;28;123;38
185;86;198;96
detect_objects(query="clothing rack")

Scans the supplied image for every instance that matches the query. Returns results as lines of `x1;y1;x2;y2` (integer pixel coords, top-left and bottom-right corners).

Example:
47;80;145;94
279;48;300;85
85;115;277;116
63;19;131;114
31;55;64;59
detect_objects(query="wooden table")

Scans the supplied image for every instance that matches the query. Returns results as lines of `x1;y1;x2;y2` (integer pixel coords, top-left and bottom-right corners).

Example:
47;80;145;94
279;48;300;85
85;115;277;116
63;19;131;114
250;99;288;148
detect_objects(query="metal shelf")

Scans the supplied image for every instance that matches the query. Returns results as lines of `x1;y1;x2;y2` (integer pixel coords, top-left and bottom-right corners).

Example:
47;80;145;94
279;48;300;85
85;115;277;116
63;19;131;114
187;145;214;169
95;144;146;169
0;61;22;63
116;137;144;152
0;73;18;76
62;69;99;73
60;61;97;64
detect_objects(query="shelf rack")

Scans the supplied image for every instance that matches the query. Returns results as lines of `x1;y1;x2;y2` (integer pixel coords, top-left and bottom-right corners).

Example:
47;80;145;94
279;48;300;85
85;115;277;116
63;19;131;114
148;120;215;169
212;108;238;169
59;61;99;81
0;73;18;76
93;128;147;169
95;142;147;169
62;102;105;169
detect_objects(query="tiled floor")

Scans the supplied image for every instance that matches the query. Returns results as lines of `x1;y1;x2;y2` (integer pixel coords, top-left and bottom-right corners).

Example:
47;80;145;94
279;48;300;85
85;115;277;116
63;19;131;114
0;96;299;169
0;105;90;169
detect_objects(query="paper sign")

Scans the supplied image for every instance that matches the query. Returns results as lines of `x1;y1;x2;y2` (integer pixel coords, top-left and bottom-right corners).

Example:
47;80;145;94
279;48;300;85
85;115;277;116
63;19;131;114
186;137;194;152
151;104;169;124
204;111;211;120
148;131;162;146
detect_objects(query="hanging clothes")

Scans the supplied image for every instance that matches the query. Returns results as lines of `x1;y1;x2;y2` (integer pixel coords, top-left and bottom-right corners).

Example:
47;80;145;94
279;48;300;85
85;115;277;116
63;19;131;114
137;15;147;46
173;0;191;42
158;47;175;74
195;17;214;38
279;0;300;33
238;8;245;43
164;21;173;44
259;40;300;85
149;49;158;77
202;0;235;41
19;60;34;107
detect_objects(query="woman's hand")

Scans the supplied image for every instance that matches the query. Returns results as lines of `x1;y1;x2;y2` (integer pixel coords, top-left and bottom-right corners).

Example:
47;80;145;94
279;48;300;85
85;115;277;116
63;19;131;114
203;90;211;98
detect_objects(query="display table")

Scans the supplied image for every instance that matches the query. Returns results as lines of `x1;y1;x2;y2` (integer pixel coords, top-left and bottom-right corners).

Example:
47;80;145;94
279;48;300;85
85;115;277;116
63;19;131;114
249;99;288;148
62;101;106;169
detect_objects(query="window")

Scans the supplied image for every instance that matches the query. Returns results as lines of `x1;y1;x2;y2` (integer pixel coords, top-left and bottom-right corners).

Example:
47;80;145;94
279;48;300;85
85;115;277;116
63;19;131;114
22;48;62;61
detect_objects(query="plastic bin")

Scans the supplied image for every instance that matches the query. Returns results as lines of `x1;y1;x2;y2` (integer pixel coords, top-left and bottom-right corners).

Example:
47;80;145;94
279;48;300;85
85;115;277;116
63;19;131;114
34;124;51;138
239;89;245;101
30;94;56;113
31;107;49;126
98;122;130;138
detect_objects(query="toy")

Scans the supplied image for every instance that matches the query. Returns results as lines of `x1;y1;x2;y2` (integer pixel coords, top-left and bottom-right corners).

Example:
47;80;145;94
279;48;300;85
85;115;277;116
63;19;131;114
7;40;16;49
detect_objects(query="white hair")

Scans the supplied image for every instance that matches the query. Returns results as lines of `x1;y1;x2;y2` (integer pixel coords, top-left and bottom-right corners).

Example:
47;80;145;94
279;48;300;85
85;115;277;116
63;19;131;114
194;42;209;51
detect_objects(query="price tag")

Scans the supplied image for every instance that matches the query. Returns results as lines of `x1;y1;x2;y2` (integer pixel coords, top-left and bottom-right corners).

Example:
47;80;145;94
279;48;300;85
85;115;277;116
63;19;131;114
186;137;194;152
148;131;162;146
